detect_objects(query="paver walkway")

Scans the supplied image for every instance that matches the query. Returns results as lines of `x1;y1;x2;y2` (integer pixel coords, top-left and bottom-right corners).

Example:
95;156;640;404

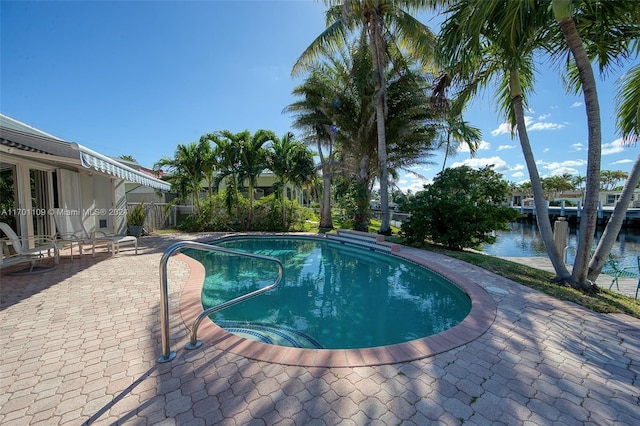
1;233;639;425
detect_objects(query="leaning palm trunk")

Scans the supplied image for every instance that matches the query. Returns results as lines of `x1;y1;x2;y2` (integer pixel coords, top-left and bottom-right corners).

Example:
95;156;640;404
554;0;602;291
510;71;571;281
588;154;640;281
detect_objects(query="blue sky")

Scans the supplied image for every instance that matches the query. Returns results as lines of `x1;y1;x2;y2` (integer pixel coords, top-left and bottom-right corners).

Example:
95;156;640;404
1;0;637;194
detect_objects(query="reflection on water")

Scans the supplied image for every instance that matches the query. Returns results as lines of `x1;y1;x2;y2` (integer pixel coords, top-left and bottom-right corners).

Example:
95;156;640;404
481;222;640;268
188;237;471;349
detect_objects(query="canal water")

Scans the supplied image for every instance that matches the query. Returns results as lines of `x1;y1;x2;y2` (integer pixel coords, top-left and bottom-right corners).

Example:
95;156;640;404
480;222;640;269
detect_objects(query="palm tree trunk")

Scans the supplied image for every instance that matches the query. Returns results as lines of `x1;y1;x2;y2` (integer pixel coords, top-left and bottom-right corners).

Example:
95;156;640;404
369;11;391;235
248;181;254;227
282;183;288;229
555;8;602;290
588;154;640;281
318;137;333;229
510;70;571;281
320;165;333;229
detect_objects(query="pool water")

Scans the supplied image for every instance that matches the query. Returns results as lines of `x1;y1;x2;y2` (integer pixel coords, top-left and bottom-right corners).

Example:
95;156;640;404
188;236;471;350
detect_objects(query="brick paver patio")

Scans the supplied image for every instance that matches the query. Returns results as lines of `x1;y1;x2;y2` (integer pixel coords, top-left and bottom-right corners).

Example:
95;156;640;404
1;233;638;425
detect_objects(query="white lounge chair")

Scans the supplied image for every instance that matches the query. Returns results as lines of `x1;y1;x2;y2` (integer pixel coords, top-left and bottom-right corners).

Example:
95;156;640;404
0;222;60;273
52;212;102;258
52;212;136;258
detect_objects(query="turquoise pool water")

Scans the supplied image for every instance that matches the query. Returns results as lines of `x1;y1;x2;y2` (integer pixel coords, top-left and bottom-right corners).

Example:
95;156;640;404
189;236;471;350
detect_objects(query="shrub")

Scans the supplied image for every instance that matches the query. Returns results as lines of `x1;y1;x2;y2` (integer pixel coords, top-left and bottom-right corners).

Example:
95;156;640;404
401;166;520;250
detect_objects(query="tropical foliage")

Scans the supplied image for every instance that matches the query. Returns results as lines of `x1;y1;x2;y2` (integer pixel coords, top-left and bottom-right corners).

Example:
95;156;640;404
435;0;640;292
155;129;317;232
401;165;519;250
289;28;438;231
293;0;437;235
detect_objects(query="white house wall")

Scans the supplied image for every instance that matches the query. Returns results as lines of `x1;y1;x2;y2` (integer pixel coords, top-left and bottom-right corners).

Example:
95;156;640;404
113;178;127;234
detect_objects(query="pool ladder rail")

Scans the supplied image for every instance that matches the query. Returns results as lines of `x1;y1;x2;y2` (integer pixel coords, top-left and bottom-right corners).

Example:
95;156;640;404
158;241;284;363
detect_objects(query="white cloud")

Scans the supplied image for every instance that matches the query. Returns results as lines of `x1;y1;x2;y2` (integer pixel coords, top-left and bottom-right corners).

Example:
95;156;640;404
398;174;431;194
549;166;580;176
538;113;550;120
511;164;525;171
611;158;633;165
497;144;516;151
451;156;509;173
457;140;490;153
537;159;587;177
511;171;525;179
571;101;583;108
542;159;587;169
602;137;626;155
491;122;512;136
491;115;565;135
570;142;584;152
528;121;565;131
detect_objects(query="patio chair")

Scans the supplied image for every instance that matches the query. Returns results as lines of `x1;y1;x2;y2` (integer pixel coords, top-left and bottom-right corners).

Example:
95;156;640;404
52;213;137;257
603;254;640;298
0;222;60;273
52;212;101;258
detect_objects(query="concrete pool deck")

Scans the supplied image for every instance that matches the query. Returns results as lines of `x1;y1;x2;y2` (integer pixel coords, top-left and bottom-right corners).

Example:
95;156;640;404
1;232;639;425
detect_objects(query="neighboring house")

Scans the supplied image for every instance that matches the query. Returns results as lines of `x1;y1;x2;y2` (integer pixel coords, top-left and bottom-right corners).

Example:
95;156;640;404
216;172;310;206
117;158;175;205
0;114;170;242
511;189;640;208
600;190;640;208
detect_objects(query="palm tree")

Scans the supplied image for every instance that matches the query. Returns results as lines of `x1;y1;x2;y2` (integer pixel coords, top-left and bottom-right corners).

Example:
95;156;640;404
430;94;482;170
438;0;639;290
205;130;242;214
292;0;436;235
292;28;438;231
588;63;640;280
268;132;316;228
153;142;204;218
286;66;340;230
197;137;217;200
236;129;277;226
549;0;640;287
437;0;573;284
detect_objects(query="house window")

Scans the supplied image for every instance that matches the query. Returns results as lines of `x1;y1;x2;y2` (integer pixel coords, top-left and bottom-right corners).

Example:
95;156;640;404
606;194;620;205
0;162;18;232
30;169;53;237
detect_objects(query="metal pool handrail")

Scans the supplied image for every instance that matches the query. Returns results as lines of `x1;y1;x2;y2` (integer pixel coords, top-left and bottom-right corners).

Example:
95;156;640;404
158;241;284;363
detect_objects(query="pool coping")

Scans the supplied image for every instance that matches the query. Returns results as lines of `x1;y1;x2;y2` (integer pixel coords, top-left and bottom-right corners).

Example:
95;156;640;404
178;233;497;368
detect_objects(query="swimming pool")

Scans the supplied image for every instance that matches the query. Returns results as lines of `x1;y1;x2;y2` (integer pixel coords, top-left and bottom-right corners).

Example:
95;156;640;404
179;233;496;367
188;235;472;350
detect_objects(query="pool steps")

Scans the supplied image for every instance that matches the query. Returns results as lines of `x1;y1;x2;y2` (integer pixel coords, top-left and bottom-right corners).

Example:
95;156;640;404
325;229;400;253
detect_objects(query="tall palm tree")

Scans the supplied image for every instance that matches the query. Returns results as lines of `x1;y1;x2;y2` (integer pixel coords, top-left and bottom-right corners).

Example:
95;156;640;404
286;66;340;230
292;0;436;235
438;0;573;284
438;0;639;290
549;0;640;287
268;132;316;228
197;137;216;200
588;64;640;280
431;93;482;170
205;130;243;214
236;129;277;226
153;142;204;218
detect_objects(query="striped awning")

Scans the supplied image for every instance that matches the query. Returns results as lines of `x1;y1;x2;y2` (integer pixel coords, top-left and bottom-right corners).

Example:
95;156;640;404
78;144;171;191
